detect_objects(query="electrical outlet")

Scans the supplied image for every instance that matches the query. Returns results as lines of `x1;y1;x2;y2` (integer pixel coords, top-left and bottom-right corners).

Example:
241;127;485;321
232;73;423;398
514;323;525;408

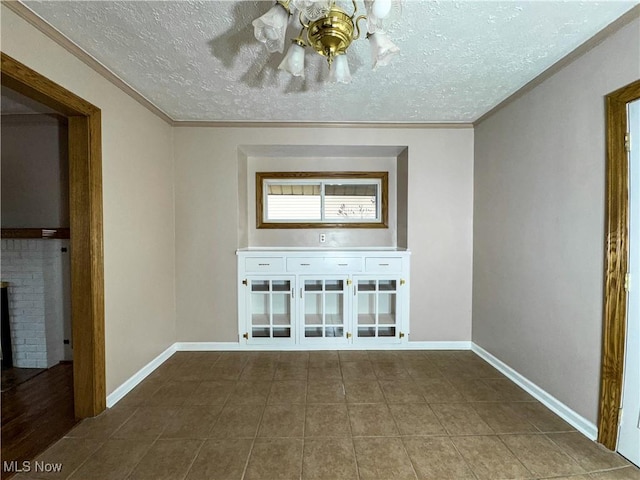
319;233;326;243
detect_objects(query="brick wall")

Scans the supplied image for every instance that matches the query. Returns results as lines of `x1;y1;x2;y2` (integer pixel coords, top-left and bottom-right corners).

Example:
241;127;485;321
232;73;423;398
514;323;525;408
1;238;70;368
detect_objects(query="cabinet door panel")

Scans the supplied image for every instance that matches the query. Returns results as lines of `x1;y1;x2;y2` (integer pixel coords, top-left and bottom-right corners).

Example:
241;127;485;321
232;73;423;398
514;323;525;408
238;252;409;347
300;276;350;344
353;276;403;344
245;276;295;344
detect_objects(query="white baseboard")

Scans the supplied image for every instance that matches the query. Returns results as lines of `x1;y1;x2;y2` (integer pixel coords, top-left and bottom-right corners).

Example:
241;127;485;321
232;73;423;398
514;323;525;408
106;343;177;408
109;338;594;441
402;341;472;350
471;343;598;440
174;341;472;352
174;342;243;351
105;340;471;407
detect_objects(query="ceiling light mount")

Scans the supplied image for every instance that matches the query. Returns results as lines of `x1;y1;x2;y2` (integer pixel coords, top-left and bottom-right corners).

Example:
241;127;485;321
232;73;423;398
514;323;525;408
307;7;355;63
253;0;401;84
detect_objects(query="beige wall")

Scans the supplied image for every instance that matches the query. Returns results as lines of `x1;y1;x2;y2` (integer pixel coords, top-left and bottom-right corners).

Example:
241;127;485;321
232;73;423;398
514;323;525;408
473;16;640;423
174;127;474;342
245;152;399;248
1;115;69;228
1;7;177;395
6;0;635;418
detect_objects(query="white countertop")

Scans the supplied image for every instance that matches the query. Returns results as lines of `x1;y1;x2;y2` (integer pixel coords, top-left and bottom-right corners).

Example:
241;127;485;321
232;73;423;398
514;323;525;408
236;247;410;253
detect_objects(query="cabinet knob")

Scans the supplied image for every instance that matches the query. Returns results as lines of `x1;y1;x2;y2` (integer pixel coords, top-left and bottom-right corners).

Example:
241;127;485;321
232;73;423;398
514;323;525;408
346;332;352;339
399;332;405;339
242;333;249;339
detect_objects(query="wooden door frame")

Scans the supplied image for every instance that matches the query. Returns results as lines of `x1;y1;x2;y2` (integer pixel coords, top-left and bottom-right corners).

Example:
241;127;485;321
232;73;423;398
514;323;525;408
599;79;640;449
1;52;106;418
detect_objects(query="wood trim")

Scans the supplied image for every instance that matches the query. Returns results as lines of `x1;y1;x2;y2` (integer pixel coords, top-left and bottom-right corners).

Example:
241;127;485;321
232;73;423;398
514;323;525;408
598;79;640;449
256;171;389;229
69;114;106;417
1;228;70;239
1;52;106;418
1;53;96;116
2;0;173;125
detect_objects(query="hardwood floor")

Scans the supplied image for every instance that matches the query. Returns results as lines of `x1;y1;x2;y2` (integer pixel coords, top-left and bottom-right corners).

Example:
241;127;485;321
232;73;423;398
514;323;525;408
1;363;77;480
1;368;46;393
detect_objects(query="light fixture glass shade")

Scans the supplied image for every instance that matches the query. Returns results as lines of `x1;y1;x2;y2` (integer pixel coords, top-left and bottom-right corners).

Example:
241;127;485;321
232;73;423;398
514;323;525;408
329;54;352;84
293;0;331;21
368;32;400;69
278;43;306;77
372;0;392;18
252;4;290;54
364;0;384;33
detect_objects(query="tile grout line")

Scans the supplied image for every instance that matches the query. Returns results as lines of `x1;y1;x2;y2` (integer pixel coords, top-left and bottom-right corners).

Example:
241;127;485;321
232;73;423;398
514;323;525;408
299;402;306;480
233;351;267;480
542;432;633;475
120;431;160;480
25;350;638;479
239;436;258;480
387;397;420;480
493;433;537;479
342;363;364;480
54;437;106;480
447;434;482;480
178;438;206;480
75;403;142;480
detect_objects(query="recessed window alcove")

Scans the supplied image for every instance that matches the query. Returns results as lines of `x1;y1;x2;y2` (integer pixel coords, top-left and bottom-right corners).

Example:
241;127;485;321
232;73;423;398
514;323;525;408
237;145;408;249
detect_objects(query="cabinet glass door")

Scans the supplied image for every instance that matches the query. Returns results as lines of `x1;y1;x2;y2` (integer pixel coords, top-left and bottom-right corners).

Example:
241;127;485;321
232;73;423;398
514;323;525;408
302;277;348;342
248;278;293;342
355;277;399;341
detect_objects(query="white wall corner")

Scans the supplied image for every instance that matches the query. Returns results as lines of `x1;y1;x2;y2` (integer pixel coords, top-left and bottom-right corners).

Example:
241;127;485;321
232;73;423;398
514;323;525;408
106;343;177;408
471;343;598;440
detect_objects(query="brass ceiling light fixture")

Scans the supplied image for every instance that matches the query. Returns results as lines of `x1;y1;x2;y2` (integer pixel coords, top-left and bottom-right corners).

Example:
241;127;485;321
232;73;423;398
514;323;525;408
252;0;401;84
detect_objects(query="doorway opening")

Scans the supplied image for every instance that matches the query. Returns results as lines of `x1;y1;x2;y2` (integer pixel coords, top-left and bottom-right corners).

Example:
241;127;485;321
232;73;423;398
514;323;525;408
0;88;76;477
0;52;106;470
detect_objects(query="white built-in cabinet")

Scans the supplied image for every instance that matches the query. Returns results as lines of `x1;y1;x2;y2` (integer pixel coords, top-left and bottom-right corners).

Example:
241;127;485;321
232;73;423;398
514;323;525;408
237;250;410;346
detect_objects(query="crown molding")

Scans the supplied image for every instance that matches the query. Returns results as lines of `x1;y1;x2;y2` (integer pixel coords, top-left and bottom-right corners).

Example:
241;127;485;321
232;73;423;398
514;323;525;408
173;121;474;129
6;0;636;129
2;0;174;125
474;4;640;126
3;0;473;129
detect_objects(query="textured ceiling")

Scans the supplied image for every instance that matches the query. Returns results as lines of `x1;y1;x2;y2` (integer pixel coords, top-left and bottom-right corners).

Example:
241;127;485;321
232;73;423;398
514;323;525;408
21;1;638;123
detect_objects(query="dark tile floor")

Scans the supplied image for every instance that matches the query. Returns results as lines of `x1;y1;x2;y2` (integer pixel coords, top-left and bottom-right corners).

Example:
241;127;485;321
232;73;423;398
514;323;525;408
12;350;640;480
